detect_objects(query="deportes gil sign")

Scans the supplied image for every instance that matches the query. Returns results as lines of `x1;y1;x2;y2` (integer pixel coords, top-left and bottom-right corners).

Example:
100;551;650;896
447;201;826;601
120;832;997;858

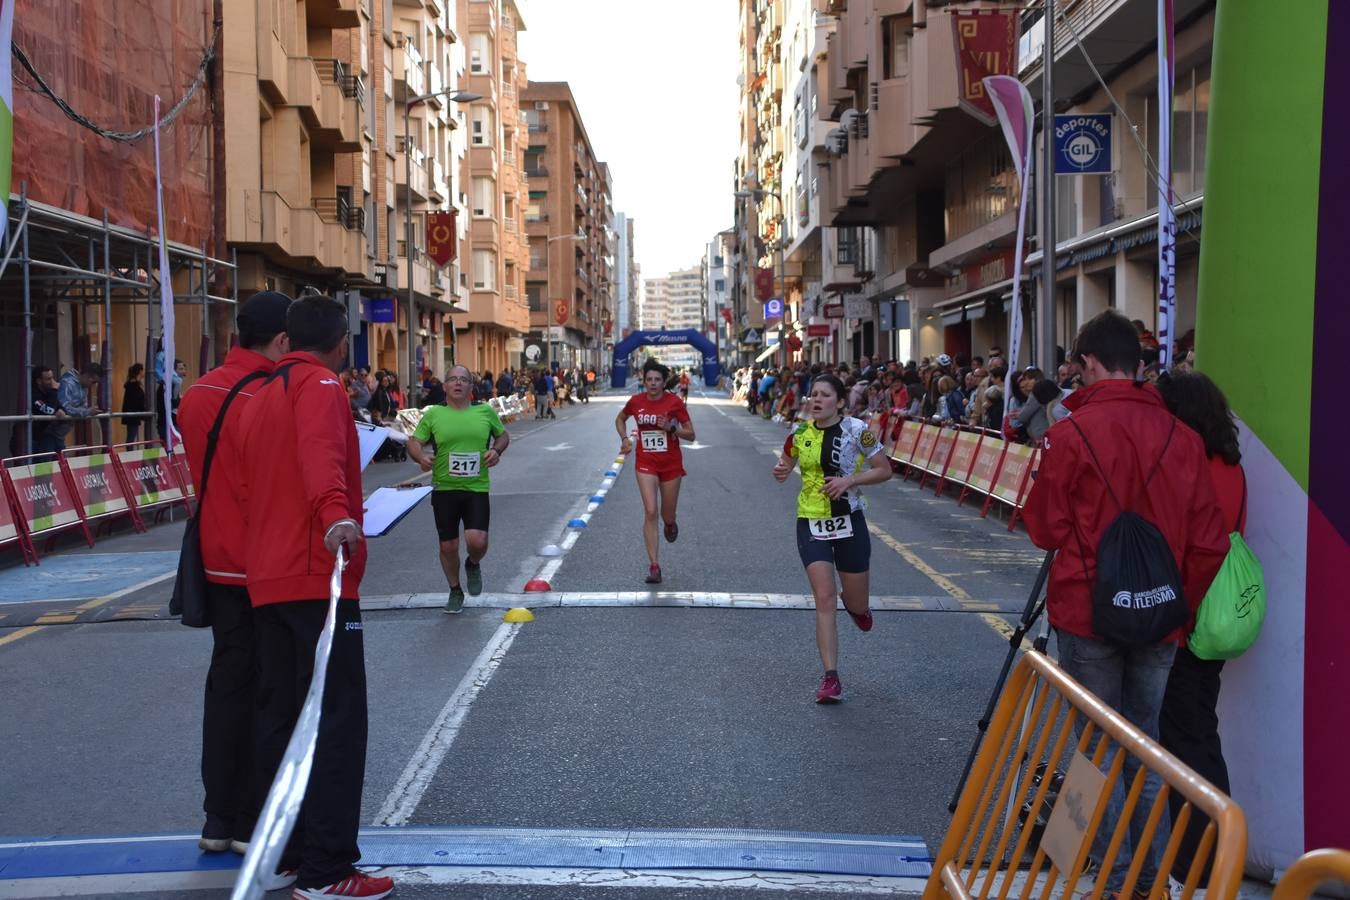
1054;114;1112;174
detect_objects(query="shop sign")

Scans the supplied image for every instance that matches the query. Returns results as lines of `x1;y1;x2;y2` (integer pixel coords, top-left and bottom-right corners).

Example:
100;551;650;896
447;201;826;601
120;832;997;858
806;324;831;337
1054;114;1113;174
842;293;870;319
948;251;1013;298
823;303;844;319
363;297;396;323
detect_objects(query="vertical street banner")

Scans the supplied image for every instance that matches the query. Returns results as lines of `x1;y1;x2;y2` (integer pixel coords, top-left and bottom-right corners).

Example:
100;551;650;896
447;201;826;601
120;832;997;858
983;75;1035;405
152;95;178;451
754;267;774;301
0;0;14;244
953;10;1018;126
553;298;570;326
1156;0;1176;366
425;210;457;268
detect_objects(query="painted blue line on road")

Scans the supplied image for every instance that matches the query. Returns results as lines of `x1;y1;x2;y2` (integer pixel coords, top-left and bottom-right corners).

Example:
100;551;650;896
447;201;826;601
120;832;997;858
0;551;180;605
0;827;932;880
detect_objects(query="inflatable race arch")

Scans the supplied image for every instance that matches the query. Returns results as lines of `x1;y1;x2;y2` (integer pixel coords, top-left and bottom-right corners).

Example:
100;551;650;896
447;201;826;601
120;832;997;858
1198;1;1348;872
610;329;720;389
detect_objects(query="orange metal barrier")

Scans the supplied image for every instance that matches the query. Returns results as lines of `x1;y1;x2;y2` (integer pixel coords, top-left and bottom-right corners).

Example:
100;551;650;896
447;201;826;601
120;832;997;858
1272;849;1350;900
926;651;1247;900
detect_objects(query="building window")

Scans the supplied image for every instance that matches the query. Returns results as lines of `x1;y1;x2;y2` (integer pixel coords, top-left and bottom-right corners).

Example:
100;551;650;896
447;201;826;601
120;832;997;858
882;16;910;80
472;176;495;218
527;283;545;311
472;249;496;290
471;106;492;146
837;228;858;265
714;279;725;292
469;33;489;74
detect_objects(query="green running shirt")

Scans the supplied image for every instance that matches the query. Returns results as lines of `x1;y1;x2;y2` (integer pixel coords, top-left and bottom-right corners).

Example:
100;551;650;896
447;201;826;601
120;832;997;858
783;416;883;518
411;403;505;493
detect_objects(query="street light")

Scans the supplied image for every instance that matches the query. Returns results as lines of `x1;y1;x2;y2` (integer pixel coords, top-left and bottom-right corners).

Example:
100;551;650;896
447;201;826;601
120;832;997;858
404;88;480;391
735;187;788;359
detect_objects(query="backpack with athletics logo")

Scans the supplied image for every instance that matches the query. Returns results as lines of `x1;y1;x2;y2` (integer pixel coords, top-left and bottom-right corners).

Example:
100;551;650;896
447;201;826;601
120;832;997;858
1069;417;1189;646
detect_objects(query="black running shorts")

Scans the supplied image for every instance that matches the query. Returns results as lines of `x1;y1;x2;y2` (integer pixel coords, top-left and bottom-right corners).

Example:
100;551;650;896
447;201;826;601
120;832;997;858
795;510;870;573
432;490;491;540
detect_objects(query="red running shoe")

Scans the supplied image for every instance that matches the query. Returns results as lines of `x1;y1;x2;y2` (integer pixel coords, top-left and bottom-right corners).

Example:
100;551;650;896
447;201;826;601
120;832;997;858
293;871;394;899
842;594;873;632
815;672;842;704
664;520;679;543
645;564;662;584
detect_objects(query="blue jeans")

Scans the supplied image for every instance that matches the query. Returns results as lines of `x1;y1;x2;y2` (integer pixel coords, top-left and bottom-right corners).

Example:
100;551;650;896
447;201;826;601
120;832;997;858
1056;631;1177;892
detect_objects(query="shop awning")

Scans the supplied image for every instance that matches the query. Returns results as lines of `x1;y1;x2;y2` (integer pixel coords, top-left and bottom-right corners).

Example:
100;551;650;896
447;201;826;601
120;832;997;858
755;342;783;363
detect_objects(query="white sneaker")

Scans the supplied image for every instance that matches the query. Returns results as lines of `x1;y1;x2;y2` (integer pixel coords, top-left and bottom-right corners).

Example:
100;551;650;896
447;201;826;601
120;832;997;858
263;869;298;891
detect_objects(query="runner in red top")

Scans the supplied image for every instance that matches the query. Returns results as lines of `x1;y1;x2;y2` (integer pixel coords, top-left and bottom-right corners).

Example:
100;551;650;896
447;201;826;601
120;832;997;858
616;359;695;584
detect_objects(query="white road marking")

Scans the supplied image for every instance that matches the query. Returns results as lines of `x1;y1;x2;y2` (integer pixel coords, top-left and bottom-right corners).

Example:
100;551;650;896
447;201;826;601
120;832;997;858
359;591;1013;612
388;865;926;894
373;621;522;826
543;442;574;451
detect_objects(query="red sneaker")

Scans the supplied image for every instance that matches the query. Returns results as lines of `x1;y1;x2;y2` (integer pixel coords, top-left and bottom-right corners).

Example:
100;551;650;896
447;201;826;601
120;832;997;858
292;871;394;899
645;564;662;584
815;672;842;703
848;607;873;632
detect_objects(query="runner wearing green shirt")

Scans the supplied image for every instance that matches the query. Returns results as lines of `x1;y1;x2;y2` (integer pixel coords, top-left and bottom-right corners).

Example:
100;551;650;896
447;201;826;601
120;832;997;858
407;365;510;613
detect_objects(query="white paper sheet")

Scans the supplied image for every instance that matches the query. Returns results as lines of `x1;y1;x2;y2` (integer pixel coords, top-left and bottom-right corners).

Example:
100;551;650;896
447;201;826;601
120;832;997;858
356;422;389;471
362;485;432;537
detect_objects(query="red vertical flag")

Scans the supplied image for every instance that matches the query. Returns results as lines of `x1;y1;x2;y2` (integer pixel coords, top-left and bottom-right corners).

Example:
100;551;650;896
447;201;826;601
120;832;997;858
426;211;458;268
754;267;775;301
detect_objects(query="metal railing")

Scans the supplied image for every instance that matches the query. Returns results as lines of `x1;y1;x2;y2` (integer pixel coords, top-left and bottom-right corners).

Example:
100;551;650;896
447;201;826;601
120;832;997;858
527;122;548;133
525;212;549;223
525;166;548;178
313;196;366;232
317;58;366;103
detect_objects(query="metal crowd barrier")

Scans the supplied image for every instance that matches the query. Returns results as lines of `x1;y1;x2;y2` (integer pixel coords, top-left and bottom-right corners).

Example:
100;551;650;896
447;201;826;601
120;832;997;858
926;651;1247;900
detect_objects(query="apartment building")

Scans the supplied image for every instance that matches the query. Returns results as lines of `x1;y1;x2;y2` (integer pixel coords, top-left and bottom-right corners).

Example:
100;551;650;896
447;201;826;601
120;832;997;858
704;231;736;361
520;81;616;371
615;213;639;339
454;0;530;376
806;0;1213;366
641;268;704;369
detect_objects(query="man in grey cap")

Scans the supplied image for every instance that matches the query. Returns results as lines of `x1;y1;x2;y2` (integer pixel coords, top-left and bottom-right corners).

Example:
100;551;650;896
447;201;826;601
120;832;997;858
177;291;294;876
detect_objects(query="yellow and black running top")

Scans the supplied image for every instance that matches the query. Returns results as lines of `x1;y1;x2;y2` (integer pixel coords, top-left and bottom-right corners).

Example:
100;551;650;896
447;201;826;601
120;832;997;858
782;416;883;519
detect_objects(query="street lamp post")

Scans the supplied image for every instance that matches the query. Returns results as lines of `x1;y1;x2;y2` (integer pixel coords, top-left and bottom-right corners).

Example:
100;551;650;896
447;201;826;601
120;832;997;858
404;88;479;393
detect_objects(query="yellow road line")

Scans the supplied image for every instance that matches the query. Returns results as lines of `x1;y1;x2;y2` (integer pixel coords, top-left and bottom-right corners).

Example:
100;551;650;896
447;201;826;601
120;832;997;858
0;627;41;648
866;520;1029;648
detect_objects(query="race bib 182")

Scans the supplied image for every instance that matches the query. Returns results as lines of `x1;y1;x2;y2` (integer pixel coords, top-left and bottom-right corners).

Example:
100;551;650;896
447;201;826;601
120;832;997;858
808;514;853;541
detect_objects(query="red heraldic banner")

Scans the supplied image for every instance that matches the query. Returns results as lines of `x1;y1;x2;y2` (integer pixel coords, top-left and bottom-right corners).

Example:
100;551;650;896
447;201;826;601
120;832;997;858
951;10;1017;126
426;211;458;268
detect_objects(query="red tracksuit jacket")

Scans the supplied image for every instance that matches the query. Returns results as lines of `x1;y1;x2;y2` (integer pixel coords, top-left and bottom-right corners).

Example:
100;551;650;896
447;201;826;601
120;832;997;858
177;347;275;585
1021;379;1230;644
239;351;366;605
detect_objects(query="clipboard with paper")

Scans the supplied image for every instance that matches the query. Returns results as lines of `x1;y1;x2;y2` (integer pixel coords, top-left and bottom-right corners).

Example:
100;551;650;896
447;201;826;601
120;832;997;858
362;485;432;537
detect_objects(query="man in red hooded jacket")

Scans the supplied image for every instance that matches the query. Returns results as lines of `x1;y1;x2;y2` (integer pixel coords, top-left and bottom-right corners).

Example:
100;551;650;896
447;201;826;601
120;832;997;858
238;294;392;900
177;290;291;858
1022;309;1228;897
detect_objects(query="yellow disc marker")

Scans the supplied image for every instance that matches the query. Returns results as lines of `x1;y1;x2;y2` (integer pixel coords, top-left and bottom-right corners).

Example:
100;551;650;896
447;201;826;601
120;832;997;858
503;607;535;623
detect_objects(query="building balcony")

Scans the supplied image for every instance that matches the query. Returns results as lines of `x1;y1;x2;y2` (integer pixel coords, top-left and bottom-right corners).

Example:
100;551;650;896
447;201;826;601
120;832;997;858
289;57;324;128
463;290;529;332
427;64;445;104
257;26;289;106
527;121;548;134
396;40;426;96
469;145;498;176
395;138;430;200
314;61;362;152
396;248;434;298
873;77;923;160
308;0;360;28
470;216;501;250
228;189;365;276
429;158;447;202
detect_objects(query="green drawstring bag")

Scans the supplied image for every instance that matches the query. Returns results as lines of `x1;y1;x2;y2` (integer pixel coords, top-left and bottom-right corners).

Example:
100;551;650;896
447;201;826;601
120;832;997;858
1188;482;1266;659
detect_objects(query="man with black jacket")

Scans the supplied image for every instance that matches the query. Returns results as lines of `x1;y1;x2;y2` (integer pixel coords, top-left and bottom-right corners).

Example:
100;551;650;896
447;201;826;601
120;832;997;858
177;291;292;875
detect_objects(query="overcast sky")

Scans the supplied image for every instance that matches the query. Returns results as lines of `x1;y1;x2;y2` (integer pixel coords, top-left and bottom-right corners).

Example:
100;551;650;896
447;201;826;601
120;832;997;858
517;0;740;281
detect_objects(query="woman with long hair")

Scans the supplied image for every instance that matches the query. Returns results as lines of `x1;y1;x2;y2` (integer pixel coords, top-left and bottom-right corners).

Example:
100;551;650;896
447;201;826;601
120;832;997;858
773;374;892;703
1155;369;1245;886
616;359;696;584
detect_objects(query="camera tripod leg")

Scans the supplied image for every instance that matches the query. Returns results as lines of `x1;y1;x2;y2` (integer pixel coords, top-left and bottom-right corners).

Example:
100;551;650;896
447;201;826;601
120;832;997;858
948;550;1055;813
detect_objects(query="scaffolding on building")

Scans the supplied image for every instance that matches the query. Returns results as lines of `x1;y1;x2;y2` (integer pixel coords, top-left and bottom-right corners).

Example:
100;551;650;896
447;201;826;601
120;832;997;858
0;187;238;456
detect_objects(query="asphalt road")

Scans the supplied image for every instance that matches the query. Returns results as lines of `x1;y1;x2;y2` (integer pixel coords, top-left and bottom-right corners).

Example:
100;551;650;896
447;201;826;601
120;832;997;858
0;386;1052;899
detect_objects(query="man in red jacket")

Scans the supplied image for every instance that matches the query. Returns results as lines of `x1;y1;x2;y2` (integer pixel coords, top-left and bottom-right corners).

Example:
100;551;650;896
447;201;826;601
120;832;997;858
1022;310;1228;897
238;295;392;900
177;290;291;861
